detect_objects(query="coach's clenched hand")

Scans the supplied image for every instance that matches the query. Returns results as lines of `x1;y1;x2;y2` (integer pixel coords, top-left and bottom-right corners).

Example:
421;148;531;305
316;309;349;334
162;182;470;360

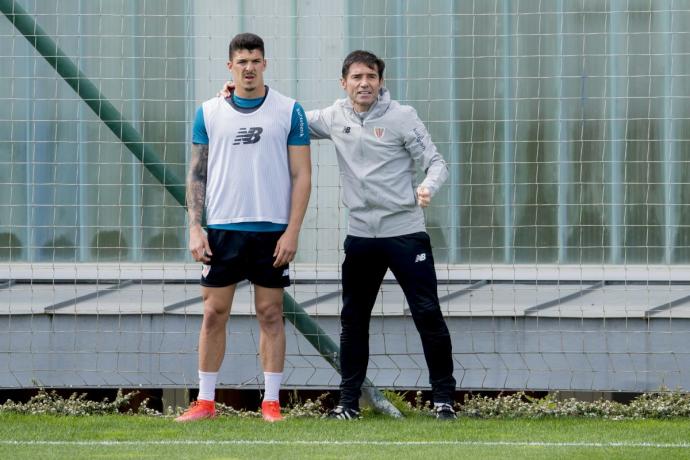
416;186;432;208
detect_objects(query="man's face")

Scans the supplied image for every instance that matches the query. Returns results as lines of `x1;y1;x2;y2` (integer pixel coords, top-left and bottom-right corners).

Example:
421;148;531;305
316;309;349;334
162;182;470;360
340;62;382;112
227;48;266;95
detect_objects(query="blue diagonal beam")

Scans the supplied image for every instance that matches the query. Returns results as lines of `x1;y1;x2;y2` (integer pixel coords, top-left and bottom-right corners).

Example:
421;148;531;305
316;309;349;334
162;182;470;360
44;280;133;313
523;281;606;315
646;292;690;318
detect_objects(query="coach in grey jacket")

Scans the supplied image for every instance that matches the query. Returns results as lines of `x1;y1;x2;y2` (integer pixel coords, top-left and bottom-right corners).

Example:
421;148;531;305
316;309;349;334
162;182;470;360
308;82;447;238
308;50;457;420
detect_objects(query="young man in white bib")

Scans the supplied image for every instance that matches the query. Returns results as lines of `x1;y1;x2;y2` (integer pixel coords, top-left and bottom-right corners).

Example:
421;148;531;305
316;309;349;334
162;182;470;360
176;33;311;423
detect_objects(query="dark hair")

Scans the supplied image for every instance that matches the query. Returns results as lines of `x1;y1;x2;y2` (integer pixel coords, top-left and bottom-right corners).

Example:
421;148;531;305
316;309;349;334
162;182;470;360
341;50;385;79
229;33;265;59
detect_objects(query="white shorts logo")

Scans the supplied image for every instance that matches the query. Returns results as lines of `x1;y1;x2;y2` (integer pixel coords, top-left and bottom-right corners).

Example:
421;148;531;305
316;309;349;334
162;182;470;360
282;269;289;277
415;253;426;263
202;264;211;278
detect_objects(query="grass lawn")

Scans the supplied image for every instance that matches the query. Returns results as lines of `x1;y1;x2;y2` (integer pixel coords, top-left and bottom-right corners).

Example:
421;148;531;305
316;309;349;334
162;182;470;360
1;413;689;459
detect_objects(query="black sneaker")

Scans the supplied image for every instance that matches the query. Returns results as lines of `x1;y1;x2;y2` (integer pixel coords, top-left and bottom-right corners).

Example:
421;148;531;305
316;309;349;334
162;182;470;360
325;405;361;420
434;403;457;420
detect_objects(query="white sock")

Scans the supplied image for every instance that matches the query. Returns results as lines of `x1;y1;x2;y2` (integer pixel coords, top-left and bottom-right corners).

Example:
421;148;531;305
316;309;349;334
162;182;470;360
198;370;218;401
263;372;283;402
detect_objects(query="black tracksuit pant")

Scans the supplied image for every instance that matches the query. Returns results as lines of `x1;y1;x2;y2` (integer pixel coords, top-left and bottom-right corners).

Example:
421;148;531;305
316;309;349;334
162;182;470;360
338;232;456;409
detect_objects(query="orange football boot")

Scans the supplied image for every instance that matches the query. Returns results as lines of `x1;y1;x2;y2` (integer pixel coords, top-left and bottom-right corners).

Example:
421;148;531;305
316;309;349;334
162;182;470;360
174;399;216;422
261;400;283;422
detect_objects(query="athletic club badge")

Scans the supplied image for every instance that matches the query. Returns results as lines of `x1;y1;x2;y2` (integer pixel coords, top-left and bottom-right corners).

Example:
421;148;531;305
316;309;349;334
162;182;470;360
374;127;385;139
201;264;211;278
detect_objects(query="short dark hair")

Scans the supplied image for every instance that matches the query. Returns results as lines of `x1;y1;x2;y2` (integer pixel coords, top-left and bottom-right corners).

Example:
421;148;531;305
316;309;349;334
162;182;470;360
341;50;385;79
229;33;265;59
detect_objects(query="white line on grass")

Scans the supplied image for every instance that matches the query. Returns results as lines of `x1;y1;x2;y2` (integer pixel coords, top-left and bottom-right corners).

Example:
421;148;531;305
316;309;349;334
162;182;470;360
1;440;689;449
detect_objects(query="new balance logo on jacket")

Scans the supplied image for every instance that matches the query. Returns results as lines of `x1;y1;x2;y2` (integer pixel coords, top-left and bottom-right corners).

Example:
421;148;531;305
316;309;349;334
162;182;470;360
233;127;263;145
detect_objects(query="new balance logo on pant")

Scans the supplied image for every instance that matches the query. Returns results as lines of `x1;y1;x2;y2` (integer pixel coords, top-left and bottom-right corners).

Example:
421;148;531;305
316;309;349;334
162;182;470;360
415;252;426;263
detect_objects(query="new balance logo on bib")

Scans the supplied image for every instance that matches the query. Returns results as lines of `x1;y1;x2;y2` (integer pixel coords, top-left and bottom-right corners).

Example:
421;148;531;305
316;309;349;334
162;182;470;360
201;88;295;227
233;127;263;145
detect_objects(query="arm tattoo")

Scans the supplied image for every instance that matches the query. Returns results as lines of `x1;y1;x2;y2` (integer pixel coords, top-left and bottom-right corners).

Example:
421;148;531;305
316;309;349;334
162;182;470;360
186;144;209;227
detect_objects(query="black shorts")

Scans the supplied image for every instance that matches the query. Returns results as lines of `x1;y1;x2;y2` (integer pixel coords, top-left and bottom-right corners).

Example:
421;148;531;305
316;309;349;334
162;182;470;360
200;228;290;288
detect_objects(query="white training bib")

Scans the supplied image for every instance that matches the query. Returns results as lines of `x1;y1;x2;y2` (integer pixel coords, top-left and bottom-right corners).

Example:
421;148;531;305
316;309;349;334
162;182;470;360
201;89;295;225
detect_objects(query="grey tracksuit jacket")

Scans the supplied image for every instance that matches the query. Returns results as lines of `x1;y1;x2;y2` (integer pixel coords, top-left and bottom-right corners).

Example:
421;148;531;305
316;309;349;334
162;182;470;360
307;88;448;238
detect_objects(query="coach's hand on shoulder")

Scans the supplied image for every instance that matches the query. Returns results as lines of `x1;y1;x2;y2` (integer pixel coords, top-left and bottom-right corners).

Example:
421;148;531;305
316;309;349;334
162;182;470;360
217;80;235;98
273;230;298;268
189;225;212;263
416;186;431;208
